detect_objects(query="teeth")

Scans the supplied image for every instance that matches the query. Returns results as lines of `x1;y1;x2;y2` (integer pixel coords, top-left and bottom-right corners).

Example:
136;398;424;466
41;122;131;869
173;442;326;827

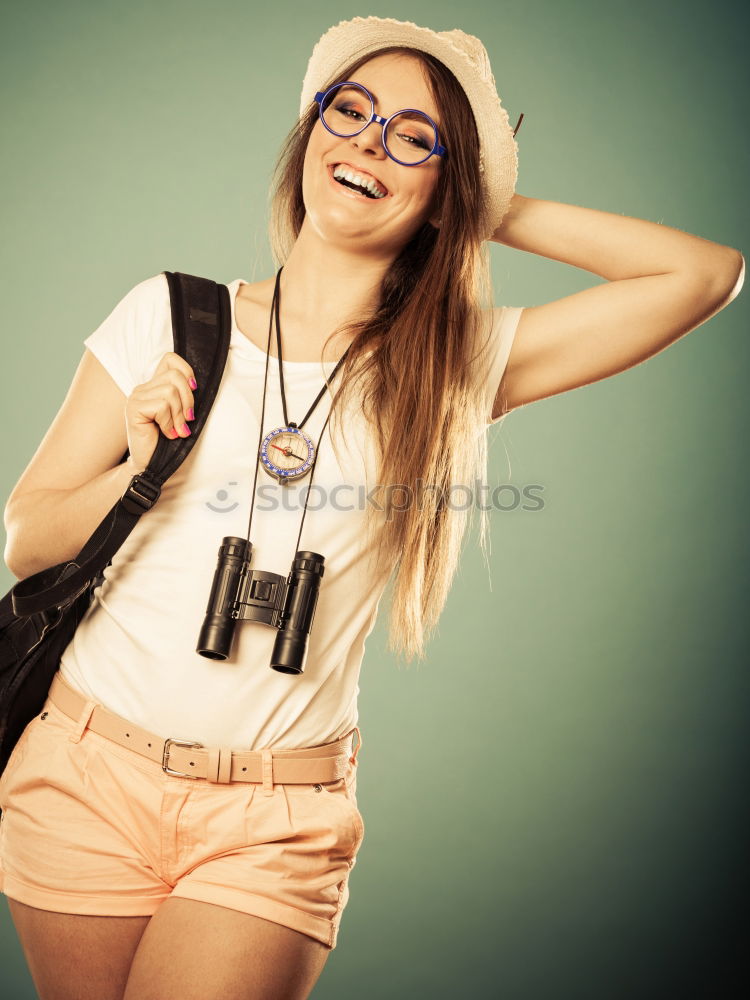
332;164;387;199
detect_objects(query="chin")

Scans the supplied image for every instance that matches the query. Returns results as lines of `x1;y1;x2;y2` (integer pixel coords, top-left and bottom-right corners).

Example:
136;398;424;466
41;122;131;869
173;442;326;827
301;186;431;252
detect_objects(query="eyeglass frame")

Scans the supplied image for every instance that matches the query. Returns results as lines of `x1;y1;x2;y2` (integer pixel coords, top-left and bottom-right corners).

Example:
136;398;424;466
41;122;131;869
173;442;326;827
313;81;448;167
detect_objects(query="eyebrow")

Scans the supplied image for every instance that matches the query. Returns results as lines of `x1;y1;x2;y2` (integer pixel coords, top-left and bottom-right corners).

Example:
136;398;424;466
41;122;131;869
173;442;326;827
350;81;440;126
355;83;381;106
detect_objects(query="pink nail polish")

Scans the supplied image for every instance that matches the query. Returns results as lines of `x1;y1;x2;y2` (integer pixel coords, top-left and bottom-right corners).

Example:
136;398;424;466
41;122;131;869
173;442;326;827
182;423;191;436
169;428;178;439
189;377;197;390
187;407;194;421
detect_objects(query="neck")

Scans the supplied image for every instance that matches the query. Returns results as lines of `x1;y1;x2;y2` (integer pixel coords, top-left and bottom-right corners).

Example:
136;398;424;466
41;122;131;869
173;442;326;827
278;217;396;329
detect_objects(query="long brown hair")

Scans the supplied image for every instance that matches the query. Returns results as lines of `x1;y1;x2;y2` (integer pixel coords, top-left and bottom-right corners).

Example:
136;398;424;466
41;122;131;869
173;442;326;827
268;46;499;662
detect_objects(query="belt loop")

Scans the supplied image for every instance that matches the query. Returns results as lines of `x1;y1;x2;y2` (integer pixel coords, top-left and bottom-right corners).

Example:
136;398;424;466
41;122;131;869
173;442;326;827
218;747;233;784
261;748;274;796
67;699;98;744
350;726;362;766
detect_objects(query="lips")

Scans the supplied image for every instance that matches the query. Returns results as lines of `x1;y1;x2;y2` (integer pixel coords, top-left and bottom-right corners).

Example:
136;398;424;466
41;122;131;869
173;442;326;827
328;162;389;197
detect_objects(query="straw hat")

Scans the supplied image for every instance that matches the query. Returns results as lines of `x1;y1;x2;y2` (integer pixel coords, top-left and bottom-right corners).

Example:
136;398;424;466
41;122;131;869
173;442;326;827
299;15;519;241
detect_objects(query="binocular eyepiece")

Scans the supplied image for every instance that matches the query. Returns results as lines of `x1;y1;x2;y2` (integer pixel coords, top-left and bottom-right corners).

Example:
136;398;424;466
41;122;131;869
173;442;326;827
196;536;325;675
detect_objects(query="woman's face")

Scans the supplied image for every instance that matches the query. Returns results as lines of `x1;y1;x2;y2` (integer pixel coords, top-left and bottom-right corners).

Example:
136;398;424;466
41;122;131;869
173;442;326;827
301;51;443;254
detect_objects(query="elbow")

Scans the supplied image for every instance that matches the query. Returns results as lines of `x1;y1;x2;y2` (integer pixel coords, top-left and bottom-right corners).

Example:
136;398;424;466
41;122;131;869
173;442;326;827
707;248;745;305
4;546;22;582
3;510;31;580
4;528;24;581
727;250;745;301
3;509;17;578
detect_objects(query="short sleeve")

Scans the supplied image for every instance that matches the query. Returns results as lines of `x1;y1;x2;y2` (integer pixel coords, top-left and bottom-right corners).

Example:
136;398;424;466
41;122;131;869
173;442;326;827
83;272;173;397
483;306;524;426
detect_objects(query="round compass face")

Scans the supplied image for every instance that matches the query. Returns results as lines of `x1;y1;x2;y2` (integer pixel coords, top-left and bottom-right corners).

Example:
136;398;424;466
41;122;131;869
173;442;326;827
260;426;316;482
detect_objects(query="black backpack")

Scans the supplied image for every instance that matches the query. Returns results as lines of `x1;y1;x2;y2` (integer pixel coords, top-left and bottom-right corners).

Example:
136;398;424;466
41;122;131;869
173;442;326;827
0;272;231;775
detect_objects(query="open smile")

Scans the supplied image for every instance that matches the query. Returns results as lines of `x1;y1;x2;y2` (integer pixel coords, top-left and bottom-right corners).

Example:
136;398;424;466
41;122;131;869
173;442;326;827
326;163;390;202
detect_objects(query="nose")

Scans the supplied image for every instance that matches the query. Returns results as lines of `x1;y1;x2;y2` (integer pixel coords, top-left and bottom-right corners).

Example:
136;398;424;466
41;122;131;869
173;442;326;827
349;120;387;158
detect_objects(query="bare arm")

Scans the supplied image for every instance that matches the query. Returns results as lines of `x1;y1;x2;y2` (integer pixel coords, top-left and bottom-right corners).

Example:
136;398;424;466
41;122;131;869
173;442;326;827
4;459;140;580
4;343;195;581
489;194;744;416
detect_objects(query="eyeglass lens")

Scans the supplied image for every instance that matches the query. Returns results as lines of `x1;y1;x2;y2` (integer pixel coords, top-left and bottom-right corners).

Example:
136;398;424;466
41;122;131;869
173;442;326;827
321;84;437;164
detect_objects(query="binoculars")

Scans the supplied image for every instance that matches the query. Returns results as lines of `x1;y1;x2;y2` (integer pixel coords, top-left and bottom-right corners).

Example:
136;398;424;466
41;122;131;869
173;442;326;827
197;536;325;675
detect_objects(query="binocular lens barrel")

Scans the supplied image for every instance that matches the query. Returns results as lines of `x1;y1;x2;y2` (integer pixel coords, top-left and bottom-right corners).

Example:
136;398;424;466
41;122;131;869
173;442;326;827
197;536;250;660
271;551;325;675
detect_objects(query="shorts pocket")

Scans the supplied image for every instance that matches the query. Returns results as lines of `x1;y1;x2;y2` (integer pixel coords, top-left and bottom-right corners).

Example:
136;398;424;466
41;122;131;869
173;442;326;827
0;708;51;809
344;765;365;849
321;764;365;857
283;761;365;862
0;731;32;808
0;695;89;811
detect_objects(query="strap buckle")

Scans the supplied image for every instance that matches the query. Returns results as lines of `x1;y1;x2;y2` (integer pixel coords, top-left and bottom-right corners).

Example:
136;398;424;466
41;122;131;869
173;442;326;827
122;473;161;515
162;738;204;778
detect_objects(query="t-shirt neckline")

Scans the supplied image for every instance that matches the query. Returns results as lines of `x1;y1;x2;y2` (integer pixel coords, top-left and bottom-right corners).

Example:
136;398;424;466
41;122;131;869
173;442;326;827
229;278;342;369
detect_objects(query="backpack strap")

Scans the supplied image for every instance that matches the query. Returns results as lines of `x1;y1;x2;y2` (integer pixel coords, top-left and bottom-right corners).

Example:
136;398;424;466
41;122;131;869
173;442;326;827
10;272;231;617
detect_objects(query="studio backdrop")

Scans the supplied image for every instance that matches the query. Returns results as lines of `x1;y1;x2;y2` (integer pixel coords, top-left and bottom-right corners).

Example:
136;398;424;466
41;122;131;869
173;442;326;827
1;2;747;998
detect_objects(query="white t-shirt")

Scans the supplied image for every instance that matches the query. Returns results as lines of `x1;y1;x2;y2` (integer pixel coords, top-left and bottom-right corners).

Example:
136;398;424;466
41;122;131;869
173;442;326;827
59;273;523;749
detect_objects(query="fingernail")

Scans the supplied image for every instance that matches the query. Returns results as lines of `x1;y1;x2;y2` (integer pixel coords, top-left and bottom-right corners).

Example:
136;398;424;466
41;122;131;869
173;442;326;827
189;377;197;390
182;423;191;436
187;407;194;421
169;428;178;439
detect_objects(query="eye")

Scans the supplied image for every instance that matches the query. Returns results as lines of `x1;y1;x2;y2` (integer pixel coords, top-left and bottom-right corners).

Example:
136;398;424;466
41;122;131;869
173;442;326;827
394;131;431;151
334;101;367;122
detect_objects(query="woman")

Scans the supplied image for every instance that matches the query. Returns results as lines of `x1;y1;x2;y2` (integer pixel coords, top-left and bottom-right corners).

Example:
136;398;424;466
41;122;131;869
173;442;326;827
0;14;743;1000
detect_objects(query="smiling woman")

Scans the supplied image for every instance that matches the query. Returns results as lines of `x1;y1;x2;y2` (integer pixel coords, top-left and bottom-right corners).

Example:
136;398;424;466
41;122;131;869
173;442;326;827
1;17;525;997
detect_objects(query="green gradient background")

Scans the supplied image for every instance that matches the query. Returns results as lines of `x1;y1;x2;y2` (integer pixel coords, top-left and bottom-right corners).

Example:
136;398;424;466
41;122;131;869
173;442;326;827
1;1;748;997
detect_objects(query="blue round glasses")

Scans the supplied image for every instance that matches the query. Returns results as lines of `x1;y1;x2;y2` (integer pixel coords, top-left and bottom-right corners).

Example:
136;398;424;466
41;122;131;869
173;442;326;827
314;82;447;167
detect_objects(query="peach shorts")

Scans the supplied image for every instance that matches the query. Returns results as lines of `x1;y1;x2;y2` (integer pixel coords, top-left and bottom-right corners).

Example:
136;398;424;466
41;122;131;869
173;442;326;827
0;673;365;949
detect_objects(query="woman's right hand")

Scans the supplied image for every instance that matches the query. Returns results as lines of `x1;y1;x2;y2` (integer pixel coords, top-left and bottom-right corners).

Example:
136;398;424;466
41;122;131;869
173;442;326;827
125;352;197;472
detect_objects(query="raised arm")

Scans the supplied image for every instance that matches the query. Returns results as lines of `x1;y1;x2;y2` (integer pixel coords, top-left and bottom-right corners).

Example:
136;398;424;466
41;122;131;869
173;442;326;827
489;194;744;418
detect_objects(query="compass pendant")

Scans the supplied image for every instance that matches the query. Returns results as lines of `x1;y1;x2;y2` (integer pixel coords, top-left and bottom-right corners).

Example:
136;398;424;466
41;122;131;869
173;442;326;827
260;425;316;483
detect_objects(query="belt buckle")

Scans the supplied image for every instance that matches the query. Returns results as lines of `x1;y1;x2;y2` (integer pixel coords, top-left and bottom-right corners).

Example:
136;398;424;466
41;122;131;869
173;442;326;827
162;738;204;778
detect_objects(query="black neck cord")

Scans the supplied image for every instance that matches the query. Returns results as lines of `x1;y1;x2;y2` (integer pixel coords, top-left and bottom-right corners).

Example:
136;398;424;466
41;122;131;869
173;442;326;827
244;266;346;555
274;270;352;429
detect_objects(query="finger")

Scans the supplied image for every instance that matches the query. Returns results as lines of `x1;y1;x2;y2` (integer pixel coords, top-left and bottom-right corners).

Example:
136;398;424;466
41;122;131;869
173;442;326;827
158;369;196;427
138;372;195;432
129;386;191;439
154;352;198;400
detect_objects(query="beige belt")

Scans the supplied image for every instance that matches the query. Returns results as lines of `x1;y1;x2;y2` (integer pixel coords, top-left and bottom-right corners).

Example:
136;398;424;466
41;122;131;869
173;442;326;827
47;671;361;789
